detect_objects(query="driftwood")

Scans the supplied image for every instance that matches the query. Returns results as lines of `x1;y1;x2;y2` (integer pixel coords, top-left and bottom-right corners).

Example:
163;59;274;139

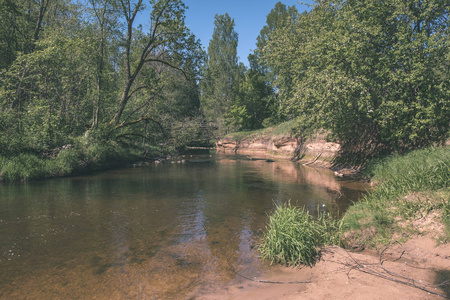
330;243;449;299
226;243;449;297
234;272;311;284
303;152;322;166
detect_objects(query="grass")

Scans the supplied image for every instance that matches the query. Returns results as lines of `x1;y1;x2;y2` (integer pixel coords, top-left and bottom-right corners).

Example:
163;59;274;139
224;119;298;142
259;202;342;267
442;200;450;243
0;139;142;182
260;146;450;266
342;147;450;247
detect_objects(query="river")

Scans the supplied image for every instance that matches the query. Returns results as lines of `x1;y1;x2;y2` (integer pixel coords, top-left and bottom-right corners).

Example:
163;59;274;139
0;152;368;299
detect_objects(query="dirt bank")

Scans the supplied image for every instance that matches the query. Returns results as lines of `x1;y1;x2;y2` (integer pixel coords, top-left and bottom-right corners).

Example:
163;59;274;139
217;134;339;164
197;235;450;299
216;134;365;179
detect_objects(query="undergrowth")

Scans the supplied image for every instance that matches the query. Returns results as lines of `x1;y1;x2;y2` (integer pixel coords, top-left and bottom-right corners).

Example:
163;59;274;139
259;202;342;267
0;138;141;182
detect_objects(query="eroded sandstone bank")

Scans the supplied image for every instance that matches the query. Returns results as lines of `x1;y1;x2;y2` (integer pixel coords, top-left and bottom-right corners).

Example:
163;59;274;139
216;135;340;166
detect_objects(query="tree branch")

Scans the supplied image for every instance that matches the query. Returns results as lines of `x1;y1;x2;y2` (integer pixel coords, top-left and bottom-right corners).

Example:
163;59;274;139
115;116;168;139
144;58;189;80
122;83;165;124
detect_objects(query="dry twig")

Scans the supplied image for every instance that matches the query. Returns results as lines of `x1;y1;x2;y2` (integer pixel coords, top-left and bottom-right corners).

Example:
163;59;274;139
328;245;449;299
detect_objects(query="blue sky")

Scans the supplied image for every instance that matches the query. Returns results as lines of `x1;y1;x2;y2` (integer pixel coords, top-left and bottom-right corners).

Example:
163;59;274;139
133;1;314;66
182;0;313;65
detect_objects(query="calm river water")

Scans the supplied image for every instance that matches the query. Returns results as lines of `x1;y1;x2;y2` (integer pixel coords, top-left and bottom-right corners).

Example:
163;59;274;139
0;152;368;299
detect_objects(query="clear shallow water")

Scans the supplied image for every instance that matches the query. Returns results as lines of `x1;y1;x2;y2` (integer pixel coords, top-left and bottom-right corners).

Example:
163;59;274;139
0;152;368;299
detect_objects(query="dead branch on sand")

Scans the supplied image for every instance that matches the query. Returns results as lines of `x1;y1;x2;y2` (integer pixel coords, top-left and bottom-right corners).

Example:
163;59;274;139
328;244;449;299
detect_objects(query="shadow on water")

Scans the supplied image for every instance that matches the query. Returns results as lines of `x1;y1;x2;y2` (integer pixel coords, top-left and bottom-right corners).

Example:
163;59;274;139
0;152;369;299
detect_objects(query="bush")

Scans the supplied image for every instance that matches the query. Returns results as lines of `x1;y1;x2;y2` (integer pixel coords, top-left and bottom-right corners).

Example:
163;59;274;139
0;138;141;182
259;203;342;267
0;154;44;181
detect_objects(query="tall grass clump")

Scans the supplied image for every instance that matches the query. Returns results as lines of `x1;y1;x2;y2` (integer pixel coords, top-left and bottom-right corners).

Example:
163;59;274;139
259;202;342;267
440;198;450;243
365;147;450;192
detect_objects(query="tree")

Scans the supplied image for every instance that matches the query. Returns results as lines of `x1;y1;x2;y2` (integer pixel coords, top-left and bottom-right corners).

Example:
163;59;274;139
225;68;276;131
0;0;52;69
254;2;299;120
200;13;241;128
109;0;202;127
268;0;450;160
254;2;298;74
86;0;121;129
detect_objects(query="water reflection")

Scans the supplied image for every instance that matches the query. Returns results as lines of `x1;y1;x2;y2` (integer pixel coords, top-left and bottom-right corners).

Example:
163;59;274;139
0;152;368;298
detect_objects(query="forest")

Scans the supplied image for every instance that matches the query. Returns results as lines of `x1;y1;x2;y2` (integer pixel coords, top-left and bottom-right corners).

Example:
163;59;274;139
0;0;449;181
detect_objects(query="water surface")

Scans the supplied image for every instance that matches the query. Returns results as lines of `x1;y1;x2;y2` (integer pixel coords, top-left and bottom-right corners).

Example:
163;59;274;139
0;153;368;299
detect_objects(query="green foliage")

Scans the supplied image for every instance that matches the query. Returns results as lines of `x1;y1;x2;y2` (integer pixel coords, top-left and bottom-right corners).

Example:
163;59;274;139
224;104;248;132
224;119;298;142
234;69;278;130
262;0;449;159
0;0;205;178
110;0;204;126
259;202;342;267
200;13;242;129
0;154;48;181
0;140;140;182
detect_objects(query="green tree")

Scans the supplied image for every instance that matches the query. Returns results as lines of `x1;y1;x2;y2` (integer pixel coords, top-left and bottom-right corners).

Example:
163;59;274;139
254;1;298;74
0;0;52;69
1;30;98;153
86;0;121;129
254;2;299;120
109;0;202;128
200;13;241;129
276;0;450;160
226;69;276;131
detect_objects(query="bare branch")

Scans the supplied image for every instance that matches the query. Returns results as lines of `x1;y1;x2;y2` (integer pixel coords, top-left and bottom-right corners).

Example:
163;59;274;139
115;116;168;139
145;58;189;79
122;84;165;124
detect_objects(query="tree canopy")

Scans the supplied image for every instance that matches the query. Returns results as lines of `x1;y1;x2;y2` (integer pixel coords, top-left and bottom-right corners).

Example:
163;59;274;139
0;0;448;168
260;0;449;160
200;13;241;130
0;0;205;157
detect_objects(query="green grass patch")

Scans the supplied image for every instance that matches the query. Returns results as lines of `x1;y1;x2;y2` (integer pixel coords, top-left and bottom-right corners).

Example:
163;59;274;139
342;147;450;248
0;140;141;183
224;119;298;142
365;147;450;190
259;202;342;267
258;147;449;265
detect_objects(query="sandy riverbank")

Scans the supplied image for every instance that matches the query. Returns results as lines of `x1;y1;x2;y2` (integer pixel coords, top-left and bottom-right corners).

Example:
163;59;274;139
196;235;449;299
